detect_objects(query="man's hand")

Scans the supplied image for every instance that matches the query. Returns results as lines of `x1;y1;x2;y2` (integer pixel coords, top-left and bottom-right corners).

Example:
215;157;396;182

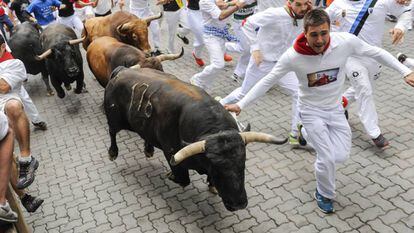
396;0;410;6
156;0;171;5
252;50;263;66
404;72;414;87
224;104;241;116
118;0;124;10
390;28;404;45
215;0;228;9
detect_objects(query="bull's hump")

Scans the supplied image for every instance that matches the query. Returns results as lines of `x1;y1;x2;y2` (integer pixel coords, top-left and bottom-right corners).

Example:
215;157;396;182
165;79;203;101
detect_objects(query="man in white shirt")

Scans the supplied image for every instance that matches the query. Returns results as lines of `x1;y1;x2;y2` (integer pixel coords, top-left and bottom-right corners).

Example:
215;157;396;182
326;0;412;148
190;0;250;90
0;37;40;190
225;9;414;213
220;0;311;146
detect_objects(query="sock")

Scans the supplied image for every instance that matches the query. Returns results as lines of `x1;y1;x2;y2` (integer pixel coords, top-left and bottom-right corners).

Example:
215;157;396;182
0;201;7;207
19;154;32;163
404;58;414;69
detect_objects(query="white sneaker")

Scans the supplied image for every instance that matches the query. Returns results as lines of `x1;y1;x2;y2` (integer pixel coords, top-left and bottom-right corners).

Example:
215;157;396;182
0;201;18;223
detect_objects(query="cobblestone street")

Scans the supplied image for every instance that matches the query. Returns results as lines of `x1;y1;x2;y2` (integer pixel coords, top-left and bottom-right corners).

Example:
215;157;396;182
19;17;414;232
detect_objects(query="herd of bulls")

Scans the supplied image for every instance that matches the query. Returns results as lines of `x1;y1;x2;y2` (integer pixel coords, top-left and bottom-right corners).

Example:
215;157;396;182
9;11;288;212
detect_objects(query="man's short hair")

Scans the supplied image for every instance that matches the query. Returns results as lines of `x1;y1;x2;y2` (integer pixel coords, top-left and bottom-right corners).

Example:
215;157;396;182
303;8;331;32
0;35;5;45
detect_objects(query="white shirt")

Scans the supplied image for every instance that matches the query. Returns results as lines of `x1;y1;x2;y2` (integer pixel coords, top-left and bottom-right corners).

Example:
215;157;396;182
199;0;228;28
257;0;285;12
237;32;412;110
326;0;411;47
94;0;111;14
129;0;149;10
242;7;303;61
0;59;26;106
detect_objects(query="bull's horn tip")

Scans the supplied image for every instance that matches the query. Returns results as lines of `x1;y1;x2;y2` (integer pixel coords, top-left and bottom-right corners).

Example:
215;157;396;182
170;157;178;166
179;47;184;56
270;136;288;144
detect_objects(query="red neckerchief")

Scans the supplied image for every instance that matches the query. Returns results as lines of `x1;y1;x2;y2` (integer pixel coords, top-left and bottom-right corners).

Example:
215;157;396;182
293;33;330;55
0;51;14;63
284;3;299;26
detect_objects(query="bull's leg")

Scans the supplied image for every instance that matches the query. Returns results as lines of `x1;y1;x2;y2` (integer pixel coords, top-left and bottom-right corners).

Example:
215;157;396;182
144;141;154;158
74;75;86;94
41;71;54;96
50;77;65;98
164;153;190;187
108;128;119;161
207;176;218;194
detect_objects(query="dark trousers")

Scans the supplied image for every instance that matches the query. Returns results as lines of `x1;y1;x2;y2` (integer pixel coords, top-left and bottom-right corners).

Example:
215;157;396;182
0;14;14;40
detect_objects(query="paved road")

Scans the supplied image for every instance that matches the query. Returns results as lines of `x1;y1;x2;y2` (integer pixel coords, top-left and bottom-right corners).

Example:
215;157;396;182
21;18;414;232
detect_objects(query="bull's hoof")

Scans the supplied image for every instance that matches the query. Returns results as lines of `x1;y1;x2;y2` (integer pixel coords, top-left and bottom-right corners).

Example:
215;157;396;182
144;149;154;158
208;185;218;195
57;92;65;98
165;171;189;187
65;84;72;91
46;90;55;96
108;149;118;161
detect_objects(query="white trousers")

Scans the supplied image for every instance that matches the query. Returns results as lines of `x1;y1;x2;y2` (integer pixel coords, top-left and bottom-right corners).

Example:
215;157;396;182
74;6;94;21
220;57;300;134
186;9;204;57
163;8;190;53
300;104;352;199
225;19;250;78
57;14;84;36
191;35;225;89
19;87;42;124
130;7;161;48
343;57;381;139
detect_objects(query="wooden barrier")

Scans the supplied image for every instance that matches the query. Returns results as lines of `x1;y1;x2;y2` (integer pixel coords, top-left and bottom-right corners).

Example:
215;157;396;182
0;185;30;233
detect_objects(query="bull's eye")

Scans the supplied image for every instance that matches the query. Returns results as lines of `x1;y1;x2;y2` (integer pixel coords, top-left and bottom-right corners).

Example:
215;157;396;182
132;34;138;40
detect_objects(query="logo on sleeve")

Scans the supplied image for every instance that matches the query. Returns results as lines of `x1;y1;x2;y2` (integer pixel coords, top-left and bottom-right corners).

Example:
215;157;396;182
307;68;340;87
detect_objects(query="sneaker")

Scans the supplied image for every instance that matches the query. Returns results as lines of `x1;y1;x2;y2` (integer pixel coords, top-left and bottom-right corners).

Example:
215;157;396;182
152;49;163;56
214;96;222;102
314;189;334;214
386;14;398;22
288;133;299;146
0;202;18;223
224;53;233;62
21;194;44;213
397;53;407;64
297;123;307;146
192;52;205;67
230;73;241;83
176;33;189;45
17;157;39;189
32;121;47;131
372;134;389;148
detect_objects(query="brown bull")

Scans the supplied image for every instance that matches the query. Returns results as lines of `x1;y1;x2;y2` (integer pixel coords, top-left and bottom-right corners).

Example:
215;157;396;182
82;11;162;52
86;36;183;87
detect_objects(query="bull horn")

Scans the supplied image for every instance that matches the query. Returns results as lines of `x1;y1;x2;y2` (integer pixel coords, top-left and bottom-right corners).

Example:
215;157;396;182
35;49;52;61
130;64;141;70
68;36;85;45
156;47;184;62
170;140;206;166
239;132;287;145
116;22;135;36
144;12;163;23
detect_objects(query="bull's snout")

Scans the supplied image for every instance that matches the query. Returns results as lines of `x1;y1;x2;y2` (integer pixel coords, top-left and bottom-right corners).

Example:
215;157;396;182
223;199;248;212
67;67;80;77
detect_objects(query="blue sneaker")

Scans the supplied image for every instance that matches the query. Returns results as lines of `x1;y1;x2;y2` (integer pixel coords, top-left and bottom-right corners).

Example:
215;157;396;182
297;123;307;146
314;189;334;214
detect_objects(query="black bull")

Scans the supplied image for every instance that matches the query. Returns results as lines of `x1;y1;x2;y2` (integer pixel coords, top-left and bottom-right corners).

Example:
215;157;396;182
8;22;54;96
37;24;85;98
104;67;287;211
